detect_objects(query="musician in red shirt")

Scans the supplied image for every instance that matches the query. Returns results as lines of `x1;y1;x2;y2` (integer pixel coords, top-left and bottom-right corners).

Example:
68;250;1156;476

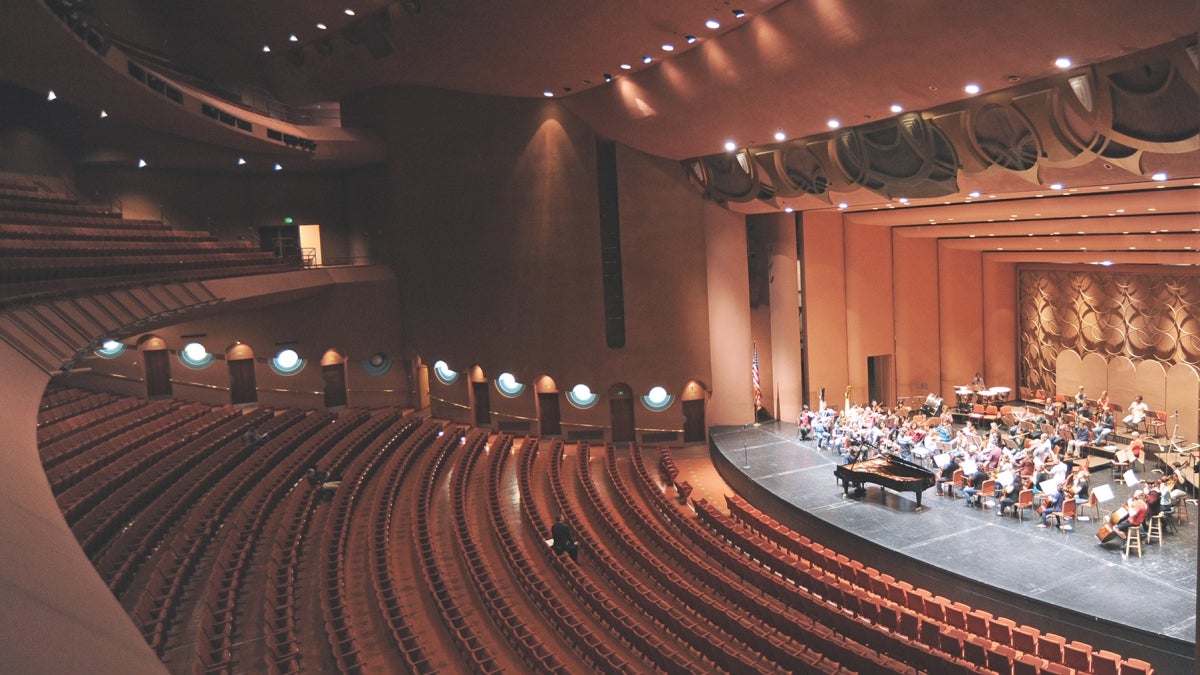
1115;491;1148;540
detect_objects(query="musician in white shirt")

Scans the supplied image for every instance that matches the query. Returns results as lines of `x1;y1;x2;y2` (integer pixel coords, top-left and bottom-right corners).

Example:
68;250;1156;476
1123;394;1149;429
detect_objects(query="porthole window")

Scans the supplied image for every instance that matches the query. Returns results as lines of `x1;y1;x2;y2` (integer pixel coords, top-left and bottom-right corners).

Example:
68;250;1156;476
270;348;305;376
179;342;214;369
433;359;459;384
95;339;125;359
567;383;599;409
496;372;525;398
362;352;392;376
641;385;674;412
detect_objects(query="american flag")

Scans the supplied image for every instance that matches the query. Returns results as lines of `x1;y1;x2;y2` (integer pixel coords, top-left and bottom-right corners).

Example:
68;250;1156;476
752;342;762;410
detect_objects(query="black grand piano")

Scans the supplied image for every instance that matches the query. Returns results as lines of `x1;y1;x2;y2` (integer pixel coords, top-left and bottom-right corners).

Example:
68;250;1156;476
834;452;937;509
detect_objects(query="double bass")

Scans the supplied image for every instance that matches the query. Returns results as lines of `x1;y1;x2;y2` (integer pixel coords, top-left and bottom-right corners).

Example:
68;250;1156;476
1095;506;1129;543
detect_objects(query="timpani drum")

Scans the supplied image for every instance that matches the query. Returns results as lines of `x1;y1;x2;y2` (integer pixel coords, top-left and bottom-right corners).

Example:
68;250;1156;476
978;389;998;405
991;386;1011;402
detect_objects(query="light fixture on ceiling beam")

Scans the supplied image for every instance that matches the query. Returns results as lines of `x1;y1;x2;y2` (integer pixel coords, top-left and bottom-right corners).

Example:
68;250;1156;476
732;9;746;18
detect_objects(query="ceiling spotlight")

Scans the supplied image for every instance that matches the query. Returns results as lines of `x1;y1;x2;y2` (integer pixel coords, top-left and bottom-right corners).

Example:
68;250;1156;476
274;163;283;171
542;90;554;97
889;104;903;113
837;202;848;209
732;9;746;18
1152;171;1168;181
1054;56;1072;69
661;43;674;52
237;157;246;165
344;8;356;16
99;109;108;118
642;55;652;64
316;22;327;30
603;73;613;83
774;130;786;141
968;191;981;198
724;140;737;152
1050;183;1063;190
826;119;840;129
261;44;271;53
620;63;632;70
784;207;794;213
705;19;720;29
684;34;697;44
288;34;298;42
137;158;147;168
46;90;56;101
964;83;981;94
898;197;909;204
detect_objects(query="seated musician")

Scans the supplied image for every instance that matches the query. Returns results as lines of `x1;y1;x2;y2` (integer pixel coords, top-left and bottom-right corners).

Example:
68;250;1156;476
934;453;961;496
995;476;1019;516
1073;385;1088;411
971;372;986;390
1114;490;1148;540
1032;433;1056;470
797;405;814;441
1123;394;1149;430
1128;432;1146;468
962;466;989;507
1096;390;1112;414
1064;421;1090;459
1037;486;1065;528
1093;411;1115;445
1068;466;1090;504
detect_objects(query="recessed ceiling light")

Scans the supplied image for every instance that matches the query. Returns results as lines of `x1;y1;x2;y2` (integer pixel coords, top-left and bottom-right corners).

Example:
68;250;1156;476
642;55;653;63
827;119;840;129
964;83;981;94
344;8;355;16
684;34;697;44
774;130;786;141
542;90;554;97
890;104;903;113
661;43;674;52
724;140;737;152
237;157;246;165
46;90;57;101
274;163;283;171
968;191;981;198
99;109;108;118
837;202;848;209
620;63;631;70
288;34;298;42
898;197;909;204
1050;183;1063;190
262;44;271;53
1151;172;1167;181
137;158;147;168
316;22;327;30
603;73;613;82
1054;57;1072;69
784;207;794;213
705;19;720;29
732;9;746;18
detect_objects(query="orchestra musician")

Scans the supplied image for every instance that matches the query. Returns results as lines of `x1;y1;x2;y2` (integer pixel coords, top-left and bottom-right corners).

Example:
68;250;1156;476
1114;490;1149;540
1128;432;1145;469
1037;485;1065;528
1093;410;1115;445
1123;394;1149;430
1096;390;1112;413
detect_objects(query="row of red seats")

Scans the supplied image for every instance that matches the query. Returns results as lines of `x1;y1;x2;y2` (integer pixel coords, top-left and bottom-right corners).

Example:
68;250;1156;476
38;396;144;461
415;430;505;673
576;443;806;674
37;385;101;415
45;399;182;490
487;435;637;673
371;419;442;674
454;432;573;673
95;408;281;598
632;445;992;673
717;490;1155;675
0;221;216;242
61;405;228;531
2;251;287;283
604;444;892;673
530;440;707;673
1;238;257;258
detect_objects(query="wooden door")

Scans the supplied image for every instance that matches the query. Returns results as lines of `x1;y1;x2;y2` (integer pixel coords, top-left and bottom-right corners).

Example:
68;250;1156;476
539;392;562;437
683;398;706;443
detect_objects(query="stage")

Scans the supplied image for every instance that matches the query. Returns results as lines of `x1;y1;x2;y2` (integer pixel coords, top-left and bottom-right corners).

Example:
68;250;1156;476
709;422;1197;672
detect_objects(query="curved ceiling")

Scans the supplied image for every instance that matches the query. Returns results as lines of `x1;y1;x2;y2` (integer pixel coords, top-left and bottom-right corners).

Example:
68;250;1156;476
75;0;1199;160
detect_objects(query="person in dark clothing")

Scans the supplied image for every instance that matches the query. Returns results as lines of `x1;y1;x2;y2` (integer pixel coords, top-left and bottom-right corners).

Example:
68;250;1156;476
550;514;579;562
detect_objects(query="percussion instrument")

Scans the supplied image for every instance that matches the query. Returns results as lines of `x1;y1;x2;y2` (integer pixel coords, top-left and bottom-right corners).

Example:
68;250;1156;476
978;389;998;405
991;386;1011;402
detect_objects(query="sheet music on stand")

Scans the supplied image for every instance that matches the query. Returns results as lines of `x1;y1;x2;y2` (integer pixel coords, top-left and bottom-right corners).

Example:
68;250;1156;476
1092;483;1115;503
933;452;950;468
961;459;979;476
1123;469;1140;488
1039;478;1061;495
996;470;1015;487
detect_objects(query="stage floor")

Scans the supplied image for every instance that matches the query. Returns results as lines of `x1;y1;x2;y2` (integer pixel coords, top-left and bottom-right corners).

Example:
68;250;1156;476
709;422;1197;650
